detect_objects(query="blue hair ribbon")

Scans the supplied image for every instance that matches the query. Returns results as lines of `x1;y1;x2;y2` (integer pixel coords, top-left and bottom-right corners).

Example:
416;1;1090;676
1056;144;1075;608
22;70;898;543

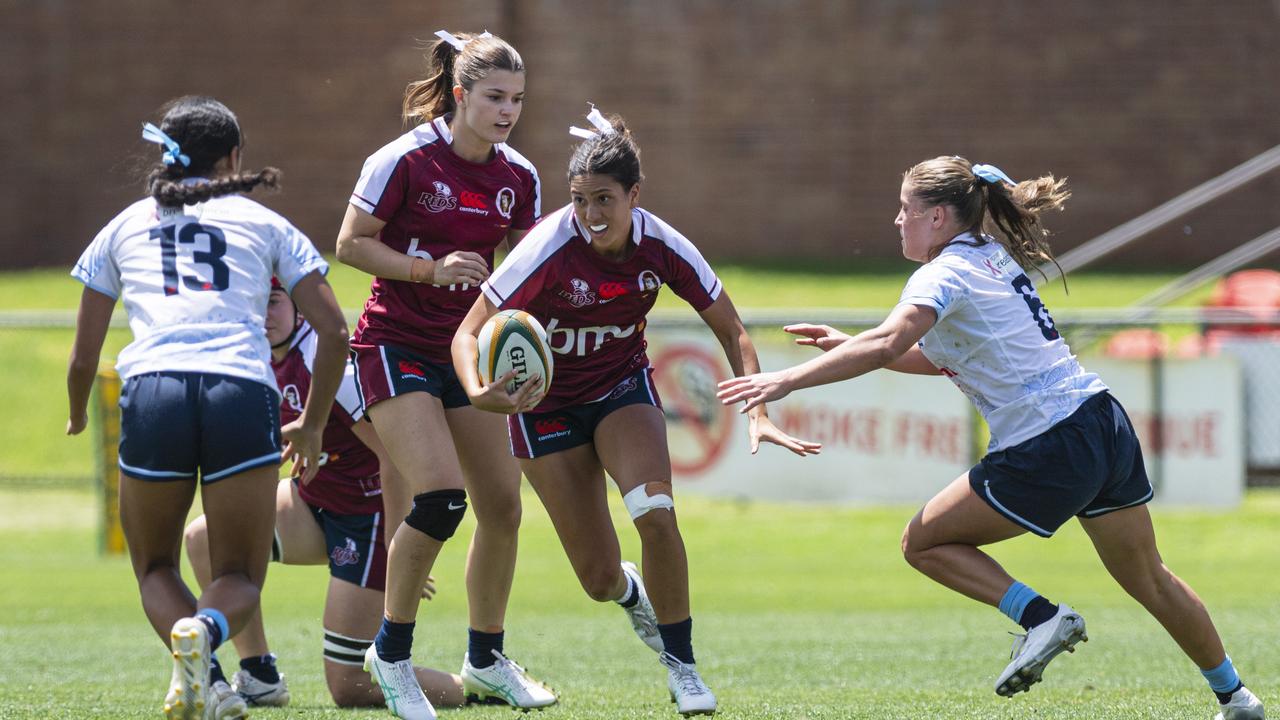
972;163;1015;186
141;122;190;167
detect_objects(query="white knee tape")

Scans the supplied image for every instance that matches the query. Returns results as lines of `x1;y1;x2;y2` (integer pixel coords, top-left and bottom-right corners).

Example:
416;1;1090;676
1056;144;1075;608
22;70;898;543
623;484;674;520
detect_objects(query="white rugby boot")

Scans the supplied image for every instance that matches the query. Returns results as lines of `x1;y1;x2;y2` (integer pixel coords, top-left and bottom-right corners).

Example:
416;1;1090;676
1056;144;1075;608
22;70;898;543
164;618;211;720
231;667;289;707
660;651;717;716
204;679;248;720
621;561;663;652
363;644;437;720
995;603;1087;697
1215;686;1265;720
461;650;558;708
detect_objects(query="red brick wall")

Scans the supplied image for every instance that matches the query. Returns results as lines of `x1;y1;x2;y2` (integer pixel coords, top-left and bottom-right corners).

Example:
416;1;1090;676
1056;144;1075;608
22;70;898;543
4;1;1277;271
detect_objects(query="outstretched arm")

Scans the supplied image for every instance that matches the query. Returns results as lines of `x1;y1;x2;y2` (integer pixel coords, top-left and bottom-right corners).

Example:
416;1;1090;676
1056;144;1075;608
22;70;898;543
717;303;938;412
699;293;821;456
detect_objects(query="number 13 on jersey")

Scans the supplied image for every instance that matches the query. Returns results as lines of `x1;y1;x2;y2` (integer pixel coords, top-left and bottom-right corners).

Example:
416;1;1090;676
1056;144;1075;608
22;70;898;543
150;222;230;296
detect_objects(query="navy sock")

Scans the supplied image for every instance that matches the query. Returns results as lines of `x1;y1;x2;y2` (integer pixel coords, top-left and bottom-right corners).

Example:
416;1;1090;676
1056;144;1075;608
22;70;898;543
1215;682;1244;705
239;653;280;684
617;574;640;609
1018;596;1059;631
658;617;695;665
209;655;227;685
374;618;415;663
468;629;505;669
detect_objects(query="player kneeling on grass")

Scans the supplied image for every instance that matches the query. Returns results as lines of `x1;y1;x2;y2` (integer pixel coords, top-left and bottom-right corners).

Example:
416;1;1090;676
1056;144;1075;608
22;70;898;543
453;105;820;717
67;97;349;720
717;156;1265;720
184;279;465;711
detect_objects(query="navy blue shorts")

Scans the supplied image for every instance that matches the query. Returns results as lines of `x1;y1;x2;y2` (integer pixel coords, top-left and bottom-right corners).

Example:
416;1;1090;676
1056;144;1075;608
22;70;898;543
269;490;388;591
970;391;1153;537
508;367;661;459
118;372;281;484
351;343;470;410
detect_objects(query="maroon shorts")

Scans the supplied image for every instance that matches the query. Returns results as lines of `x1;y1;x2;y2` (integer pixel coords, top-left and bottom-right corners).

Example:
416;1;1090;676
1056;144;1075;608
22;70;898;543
350;343;470;411
509;367;661;459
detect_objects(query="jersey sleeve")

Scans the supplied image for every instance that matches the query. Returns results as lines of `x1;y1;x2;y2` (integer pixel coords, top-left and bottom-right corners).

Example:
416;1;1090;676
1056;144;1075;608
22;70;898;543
299;329;364;425
350;147;411;222
71;217;125;299
650;214;722;312
511;166;542;231
897;261;968;321
272;222;329;292
482;209;566;309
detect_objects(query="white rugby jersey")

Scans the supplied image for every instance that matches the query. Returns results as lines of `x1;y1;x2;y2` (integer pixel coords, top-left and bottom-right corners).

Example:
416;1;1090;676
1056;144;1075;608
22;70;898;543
896;234;1107;452
72;191;327;391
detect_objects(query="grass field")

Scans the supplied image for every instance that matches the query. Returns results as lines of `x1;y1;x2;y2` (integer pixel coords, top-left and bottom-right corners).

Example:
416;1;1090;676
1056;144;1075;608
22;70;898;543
0;262;1217;481
2;487;1277;719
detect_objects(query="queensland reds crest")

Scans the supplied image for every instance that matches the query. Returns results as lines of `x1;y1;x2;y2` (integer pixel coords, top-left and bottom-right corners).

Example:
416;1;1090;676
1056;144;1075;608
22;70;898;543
331;537;360;567
563;278;597;308
282;384;304;412
496;187;516;219
418;181;458;213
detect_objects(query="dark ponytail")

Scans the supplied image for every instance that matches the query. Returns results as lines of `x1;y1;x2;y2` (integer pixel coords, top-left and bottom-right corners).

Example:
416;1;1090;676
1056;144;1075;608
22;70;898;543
567;114;643;190
143;96;280;207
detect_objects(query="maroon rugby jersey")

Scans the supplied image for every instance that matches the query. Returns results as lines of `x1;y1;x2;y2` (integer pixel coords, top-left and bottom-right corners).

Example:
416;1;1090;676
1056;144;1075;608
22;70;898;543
273;323;382;515
349;115;541;363
482;205;722;411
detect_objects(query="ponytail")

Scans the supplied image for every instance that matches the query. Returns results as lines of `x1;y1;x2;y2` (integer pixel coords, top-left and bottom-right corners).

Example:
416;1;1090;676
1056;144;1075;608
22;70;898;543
905;156;1071;288
402;31;524;126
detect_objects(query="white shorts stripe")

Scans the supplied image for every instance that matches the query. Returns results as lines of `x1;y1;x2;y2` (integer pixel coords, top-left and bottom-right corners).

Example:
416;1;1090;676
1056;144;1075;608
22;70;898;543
203;451;282;481
518;414;535;459
378;346;396;398
359;511;380;587
982;479;1053;537
118;460;195;479
1080;487;1155;517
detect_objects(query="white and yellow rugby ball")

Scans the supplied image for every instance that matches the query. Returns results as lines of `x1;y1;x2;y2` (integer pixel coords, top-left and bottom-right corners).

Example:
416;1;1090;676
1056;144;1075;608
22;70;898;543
477;309;554;396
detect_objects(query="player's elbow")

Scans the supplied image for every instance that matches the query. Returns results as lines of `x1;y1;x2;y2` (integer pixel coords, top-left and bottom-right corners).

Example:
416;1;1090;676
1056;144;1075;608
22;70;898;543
334;235;360;265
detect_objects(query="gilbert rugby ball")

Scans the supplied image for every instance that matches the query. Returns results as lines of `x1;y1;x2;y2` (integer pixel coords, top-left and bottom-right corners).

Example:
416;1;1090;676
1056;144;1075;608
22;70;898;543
477;309;554;396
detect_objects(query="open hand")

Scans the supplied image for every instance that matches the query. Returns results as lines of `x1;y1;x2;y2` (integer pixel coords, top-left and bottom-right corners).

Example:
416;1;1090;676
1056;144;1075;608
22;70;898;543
785;323;851;352
749;414;822;456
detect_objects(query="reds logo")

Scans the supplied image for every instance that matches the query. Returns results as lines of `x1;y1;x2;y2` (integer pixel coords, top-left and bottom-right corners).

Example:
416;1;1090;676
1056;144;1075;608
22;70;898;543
608;376;639;400
599;281;629;300
398;360;426;379
561;278;597;308
331;538;360;567
496;187;516;219
534;418;568;435
418;181;458;213
281;383;304;412
459;190;487;209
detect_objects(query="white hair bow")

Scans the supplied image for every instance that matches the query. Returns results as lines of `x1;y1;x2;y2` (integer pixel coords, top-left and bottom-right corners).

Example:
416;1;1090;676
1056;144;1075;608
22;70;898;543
569;104;615;140
434;29;492;51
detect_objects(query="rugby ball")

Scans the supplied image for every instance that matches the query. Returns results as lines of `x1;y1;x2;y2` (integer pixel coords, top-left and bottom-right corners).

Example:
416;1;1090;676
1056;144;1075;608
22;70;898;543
477;309;554;396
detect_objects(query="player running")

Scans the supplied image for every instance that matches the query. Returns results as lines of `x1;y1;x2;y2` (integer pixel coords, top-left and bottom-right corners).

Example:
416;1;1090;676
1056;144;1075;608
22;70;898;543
453;106;820;716
334;29;550;720
716;155;1265;720
66;96;349;720
183;279;465;711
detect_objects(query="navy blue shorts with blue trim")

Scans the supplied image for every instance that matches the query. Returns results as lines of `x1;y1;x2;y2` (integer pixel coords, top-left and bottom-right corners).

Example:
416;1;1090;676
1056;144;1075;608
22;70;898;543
118;371;281;484
508;367;661;459
969;391;1153;538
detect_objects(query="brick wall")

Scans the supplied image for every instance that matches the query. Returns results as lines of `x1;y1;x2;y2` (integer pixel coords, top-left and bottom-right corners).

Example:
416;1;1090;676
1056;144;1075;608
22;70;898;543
3;1;1277;271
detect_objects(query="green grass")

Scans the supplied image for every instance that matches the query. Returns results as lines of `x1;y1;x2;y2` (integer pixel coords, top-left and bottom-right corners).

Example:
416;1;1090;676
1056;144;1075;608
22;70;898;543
2;487;1277;718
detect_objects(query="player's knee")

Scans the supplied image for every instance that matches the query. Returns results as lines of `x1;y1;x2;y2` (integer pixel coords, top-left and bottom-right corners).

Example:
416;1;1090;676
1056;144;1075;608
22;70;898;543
182;517;208;561
901;521;925;569
624;481;675;523
403;489;468;542
472;492;522;534
580;563;624;602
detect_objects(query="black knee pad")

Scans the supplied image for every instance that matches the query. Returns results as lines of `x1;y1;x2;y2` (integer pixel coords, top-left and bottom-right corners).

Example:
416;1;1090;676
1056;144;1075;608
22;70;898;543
404;489;467;542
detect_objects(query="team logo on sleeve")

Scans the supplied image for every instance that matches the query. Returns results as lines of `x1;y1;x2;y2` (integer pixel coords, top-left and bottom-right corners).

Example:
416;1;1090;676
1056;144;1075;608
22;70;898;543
638;270;663;293
418;181;459;213
559;278;598;308
496;187;516;219
282;384;304;412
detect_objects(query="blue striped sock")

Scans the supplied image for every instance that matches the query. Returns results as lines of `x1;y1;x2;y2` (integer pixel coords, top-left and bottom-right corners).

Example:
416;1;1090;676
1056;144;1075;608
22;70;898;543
997;582;1039;625
1202;655;1242;695
195;609;229;651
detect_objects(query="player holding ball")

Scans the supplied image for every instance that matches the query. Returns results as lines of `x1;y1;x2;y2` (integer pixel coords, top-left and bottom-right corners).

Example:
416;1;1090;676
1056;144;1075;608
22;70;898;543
453;105;820;716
